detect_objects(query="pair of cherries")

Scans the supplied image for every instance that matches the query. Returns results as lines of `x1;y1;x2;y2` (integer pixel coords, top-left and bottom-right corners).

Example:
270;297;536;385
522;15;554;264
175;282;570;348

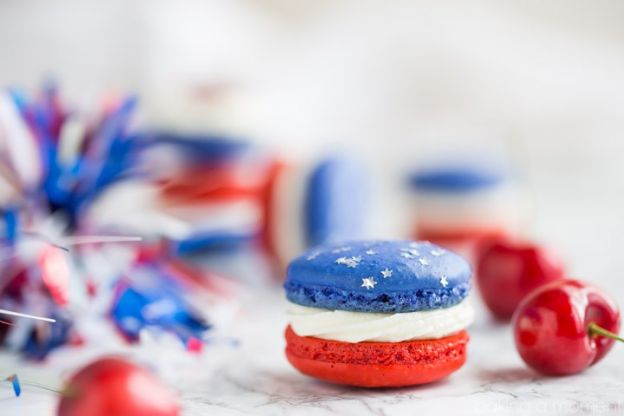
477;238;622;375
41;239;624;415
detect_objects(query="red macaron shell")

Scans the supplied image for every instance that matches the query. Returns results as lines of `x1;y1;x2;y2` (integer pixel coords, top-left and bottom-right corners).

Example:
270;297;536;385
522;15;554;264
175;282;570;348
285;326;469;387
160;165;263;203
259;160;289;263
416;226;508;243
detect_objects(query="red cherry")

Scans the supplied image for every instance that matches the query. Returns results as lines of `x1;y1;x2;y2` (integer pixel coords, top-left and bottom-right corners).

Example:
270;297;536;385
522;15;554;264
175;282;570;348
476;238;565;320
58;357;180;416
513;279;621;375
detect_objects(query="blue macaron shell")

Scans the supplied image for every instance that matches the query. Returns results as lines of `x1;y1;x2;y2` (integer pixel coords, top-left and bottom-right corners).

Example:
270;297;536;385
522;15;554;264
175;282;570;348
304;157;369;247
408;165;504;193
169;230;256;256
142;131;251;163
284;240;471;313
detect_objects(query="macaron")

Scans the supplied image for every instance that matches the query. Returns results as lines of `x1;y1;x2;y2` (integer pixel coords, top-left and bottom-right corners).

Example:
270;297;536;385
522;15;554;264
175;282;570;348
85;134;266;255
263;156;369;267
407;162;526;260
158;161;265;256
284;240;473;387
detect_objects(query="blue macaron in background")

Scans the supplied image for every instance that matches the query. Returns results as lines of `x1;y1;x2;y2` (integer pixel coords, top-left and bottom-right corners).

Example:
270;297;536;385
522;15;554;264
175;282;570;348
304;157;369;247
408;164;507;193
284;240;471;313
143;131;251;163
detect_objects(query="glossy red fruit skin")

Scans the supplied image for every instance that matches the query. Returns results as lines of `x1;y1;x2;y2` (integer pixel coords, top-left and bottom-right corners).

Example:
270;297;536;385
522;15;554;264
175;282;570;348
513;279;621;376
58;357;180;416
476;239;565;320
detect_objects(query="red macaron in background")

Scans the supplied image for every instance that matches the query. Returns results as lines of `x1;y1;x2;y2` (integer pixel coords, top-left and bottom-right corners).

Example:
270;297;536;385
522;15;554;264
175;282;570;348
258;158;291;267
407;161;528;266
260;156;370;271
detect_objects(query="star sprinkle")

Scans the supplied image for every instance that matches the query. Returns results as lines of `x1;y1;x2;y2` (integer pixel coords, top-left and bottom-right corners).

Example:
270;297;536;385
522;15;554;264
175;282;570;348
440;276;449;287
332;246;351;254
306;251;321;261
335;256;362;268
361;277;377;289
365;249;377;255
419;257;430;266
430;249;445;257
381;268;393;278
401;247;420;256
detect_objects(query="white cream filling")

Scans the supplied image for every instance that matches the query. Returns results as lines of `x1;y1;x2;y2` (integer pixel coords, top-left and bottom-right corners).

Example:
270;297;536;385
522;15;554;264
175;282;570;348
270;164;308;265
410;185;527;234
85;181;260;239
287;300;474;343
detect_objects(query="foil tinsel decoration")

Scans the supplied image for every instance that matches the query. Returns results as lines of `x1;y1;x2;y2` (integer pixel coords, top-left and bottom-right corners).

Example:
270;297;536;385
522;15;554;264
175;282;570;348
0;83;240;358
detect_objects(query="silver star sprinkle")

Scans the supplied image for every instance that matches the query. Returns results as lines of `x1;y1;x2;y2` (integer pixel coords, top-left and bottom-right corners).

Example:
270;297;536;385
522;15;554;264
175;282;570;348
430;249;445;257
361;277;377;289
335;256;361;268
440;276;449;287
307;251;321;260
401;248;420;256
365;249;377;255
381;268;393;278
332;246;351;254
419;257;430;266
401;252;415;259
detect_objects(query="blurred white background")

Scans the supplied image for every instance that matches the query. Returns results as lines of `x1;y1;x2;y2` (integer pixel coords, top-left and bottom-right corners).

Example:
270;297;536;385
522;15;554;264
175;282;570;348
1;0;624;287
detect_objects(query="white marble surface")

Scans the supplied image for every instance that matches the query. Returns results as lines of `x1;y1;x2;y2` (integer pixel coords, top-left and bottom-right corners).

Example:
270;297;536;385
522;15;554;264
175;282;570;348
2;285;624;416
1;2;624;414
2;170;623;416
1;173;624;415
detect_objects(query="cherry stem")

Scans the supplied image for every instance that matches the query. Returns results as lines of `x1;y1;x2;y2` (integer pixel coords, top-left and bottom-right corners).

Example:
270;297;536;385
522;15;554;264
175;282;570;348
7;376;64;395
17;379;65;395
588;322;624;343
